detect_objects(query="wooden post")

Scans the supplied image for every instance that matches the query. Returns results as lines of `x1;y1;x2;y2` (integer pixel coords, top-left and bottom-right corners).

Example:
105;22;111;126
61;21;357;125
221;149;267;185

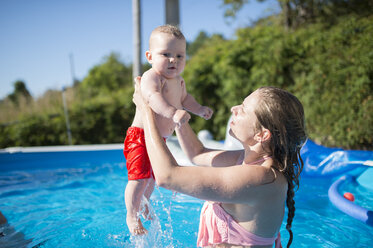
165;0;180;26
132;0;142;78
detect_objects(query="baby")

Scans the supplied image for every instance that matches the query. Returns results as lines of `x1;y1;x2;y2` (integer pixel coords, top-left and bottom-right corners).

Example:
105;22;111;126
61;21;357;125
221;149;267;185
123;25;213;235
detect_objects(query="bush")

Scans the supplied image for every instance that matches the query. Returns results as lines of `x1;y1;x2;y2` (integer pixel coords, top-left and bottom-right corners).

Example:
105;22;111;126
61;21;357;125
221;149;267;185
184;14;372;149
69;88;135;144
0;114;67;147
291;15;373;149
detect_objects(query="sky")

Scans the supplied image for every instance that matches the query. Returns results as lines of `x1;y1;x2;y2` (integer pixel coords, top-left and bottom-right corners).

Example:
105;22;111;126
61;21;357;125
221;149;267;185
0;0;279;99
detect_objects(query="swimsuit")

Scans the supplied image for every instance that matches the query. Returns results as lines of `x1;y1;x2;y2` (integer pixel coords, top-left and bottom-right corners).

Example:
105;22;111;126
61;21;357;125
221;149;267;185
123;127;166;180
197;201;282;248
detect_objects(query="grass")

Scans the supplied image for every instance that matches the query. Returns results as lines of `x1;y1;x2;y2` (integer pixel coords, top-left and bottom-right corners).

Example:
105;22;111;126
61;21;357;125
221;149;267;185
0;88;75;125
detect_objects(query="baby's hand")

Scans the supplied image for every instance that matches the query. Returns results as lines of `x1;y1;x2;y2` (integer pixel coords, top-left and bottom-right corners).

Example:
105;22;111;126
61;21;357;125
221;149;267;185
173;109;191;127
199;106;213;120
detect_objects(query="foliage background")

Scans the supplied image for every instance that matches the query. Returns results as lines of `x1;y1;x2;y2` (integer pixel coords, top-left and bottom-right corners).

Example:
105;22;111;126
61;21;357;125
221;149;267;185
184;14;373;149
1;8;372;150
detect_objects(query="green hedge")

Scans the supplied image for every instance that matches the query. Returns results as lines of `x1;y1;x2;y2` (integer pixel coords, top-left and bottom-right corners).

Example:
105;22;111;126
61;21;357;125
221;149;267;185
0;114;67;147
69;88;135;144
0;88;135;148
183;14;372;149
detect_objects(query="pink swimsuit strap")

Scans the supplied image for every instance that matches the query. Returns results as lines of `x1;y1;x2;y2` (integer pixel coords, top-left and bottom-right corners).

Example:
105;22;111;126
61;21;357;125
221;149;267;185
197;201;282;247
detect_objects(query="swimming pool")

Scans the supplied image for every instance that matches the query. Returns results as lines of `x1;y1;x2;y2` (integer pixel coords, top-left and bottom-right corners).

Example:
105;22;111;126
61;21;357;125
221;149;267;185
0;138;372;247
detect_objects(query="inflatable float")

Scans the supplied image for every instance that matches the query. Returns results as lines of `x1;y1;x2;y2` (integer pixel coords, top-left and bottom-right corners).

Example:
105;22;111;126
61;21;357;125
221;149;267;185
328;174;373;227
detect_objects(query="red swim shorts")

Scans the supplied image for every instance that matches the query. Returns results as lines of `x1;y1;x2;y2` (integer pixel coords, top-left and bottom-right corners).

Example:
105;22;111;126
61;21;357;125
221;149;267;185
123;127;166;180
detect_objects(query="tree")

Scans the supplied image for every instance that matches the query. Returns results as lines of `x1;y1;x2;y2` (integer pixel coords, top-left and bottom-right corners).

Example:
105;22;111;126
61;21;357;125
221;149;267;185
221;0;373;29
8;80;32;105
186;31;225;58
79;53;132;98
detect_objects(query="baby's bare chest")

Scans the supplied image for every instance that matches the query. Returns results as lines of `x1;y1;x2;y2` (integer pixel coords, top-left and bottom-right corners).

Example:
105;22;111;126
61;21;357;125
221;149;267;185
161;78;184;108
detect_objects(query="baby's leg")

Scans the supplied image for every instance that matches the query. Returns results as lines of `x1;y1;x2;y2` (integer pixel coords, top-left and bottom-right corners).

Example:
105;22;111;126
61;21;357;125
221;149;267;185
142;178;155;220
124;179;149;235
144;178;155;200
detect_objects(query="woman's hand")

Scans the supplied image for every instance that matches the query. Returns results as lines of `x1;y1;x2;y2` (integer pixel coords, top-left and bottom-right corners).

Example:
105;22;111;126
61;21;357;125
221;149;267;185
132;76;150;112
173;109;191;127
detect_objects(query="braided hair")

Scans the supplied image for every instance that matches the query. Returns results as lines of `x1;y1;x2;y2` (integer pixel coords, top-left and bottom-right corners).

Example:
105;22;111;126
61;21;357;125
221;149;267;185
254;86;307;248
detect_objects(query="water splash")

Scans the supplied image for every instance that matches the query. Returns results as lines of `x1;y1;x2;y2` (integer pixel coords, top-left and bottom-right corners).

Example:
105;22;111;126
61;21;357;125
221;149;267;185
151;188;175;247
123;191;176;248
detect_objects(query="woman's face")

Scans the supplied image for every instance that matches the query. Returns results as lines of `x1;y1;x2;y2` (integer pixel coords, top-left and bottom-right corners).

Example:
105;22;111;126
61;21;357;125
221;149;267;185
229;91;260;145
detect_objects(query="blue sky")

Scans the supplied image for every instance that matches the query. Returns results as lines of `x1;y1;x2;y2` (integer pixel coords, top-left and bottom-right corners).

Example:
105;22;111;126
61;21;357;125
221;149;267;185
0;0;279;99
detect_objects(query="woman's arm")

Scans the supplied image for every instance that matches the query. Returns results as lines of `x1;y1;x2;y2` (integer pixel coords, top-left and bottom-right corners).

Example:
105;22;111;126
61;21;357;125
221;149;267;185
133;77;276;204
175;123;243;167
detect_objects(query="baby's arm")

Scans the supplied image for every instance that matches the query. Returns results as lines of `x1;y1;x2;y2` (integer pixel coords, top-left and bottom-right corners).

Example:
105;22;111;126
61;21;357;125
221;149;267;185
141;70;190;125
181;79;213;120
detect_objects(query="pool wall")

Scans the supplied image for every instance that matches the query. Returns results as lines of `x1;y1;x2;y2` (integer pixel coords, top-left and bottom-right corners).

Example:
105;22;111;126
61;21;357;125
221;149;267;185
1;139;373;177
0;144;125;172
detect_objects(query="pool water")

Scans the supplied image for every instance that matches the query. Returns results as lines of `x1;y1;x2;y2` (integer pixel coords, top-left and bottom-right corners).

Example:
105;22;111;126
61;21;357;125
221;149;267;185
0;158;372;247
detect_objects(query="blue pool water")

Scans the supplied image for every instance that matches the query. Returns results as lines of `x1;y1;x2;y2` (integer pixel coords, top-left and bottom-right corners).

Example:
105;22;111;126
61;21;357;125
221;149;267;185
0;142;372;247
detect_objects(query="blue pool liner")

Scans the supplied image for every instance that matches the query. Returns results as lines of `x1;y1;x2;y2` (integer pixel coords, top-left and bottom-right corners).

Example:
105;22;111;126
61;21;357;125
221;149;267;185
357;168;373;190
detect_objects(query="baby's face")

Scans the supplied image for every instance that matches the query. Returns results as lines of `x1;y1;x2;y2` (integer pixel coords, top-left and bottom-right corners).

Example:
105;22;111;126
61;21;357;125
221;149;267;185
148;33;186;79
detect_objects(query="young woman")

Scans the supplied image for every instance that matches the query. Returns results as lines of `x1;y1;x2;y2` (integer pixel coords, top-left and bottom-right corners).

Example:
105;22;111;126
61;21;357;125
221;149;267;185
132;77;307;248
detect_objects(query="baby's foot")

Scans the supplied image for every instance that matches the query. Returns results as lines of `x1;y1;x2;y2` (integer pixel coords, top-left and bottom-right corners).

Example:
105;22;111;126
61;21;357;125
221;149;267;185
141;203;153;220
127;216;147;235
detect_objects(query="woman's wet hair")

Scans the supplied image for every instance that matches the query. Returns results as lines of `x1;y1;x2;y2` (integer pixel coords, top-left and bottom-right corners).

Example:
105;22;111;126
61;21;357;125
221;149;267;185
254;86;307;248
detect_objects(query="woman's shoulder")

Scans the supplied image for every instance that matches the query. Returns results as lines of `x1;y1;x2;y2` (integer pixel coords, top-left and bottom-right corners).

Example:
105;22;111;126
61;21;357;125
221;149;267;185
258;166;288;196
237;160;287;191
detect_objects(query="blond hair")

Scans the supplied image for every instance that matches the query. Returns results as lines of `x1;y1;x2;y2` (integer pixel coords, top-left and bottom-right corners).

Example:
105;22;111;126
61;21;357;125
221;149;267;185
149;25;185;49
